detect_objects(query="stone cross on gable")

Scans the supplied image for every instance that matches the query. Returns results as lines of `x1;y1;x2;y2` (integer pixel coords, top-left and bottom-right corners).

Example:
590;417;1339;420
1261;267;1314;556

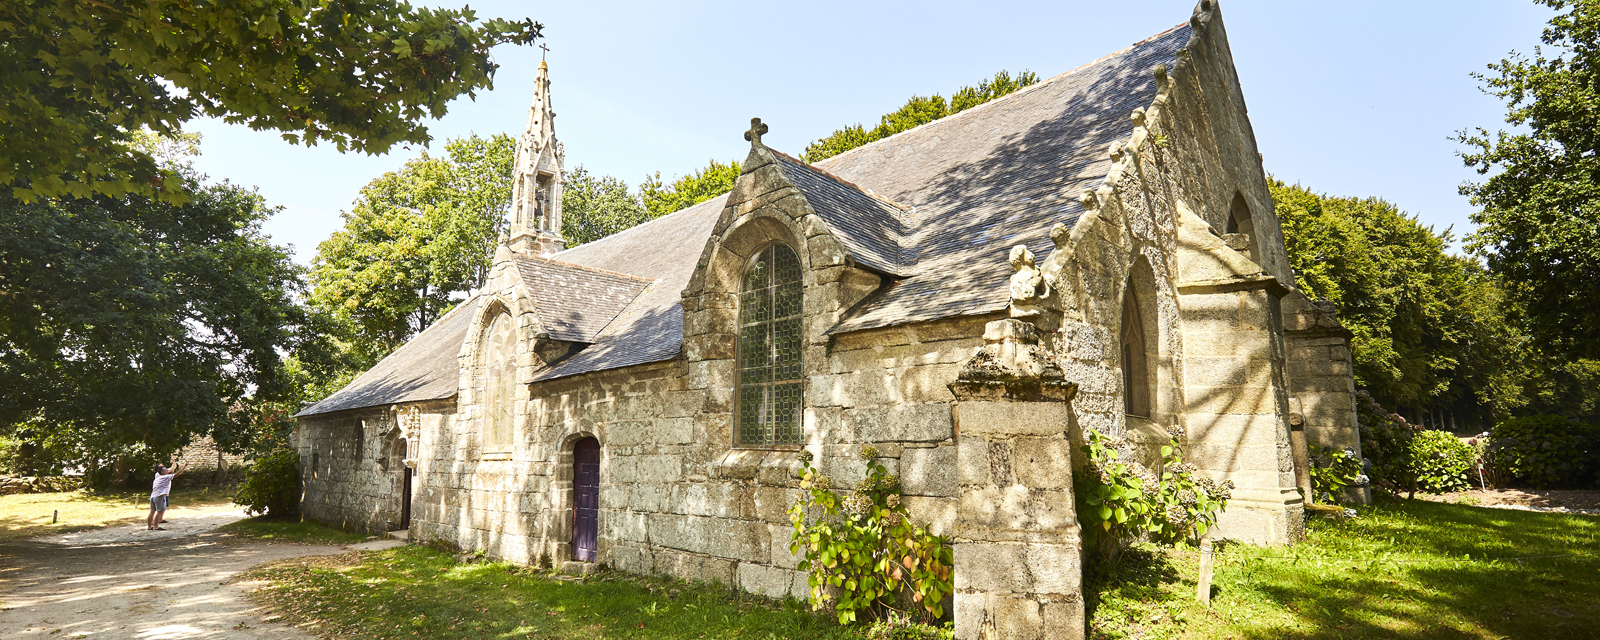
744;117;769;146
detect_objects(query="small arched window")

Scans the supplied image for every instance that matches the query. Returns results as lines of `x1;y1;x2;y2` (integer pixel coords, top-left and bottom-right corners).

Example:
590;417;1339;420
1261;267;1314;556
737;244;803;447
484;313;517;450
1121;280;1152;418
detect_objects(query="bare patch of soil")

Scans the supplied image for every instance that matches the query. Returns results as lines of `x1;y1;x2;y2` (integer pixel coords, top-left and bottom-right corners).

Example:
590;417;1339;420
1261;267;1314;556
1417;487;1600;514
0;505;385;639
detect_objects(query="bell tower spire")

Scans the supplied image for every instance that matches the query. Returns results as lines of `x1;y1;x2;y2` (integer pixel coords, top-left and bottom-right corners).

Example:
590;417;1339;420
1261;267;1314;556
507;53;565;256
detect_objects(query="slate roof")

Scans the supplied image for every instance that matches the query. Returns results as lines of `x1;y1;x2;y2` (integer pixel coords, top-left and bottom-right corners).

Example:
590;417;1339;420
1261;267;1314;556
298;22;1193;410
512;255;654;343
817;24;1190;333
294;297;478;417
531;195;726;381
773;153;914;276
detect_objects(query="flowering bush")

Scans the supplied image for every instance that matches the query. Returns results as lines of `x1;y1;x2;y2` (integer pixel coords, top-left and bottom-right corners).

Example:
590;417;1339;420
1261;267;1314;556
234;448;300;517
1307;443;1367;504
1074;426;1231;562
1408;429;1474;493
789;446;953;625
1484;415;1600;488
1354;390;1417;495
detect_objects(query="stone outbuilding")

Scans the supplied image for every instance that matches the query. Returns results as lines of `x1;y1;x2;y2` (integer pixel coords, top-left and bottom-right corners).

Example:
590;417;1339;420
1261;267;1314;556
294;2;1364;637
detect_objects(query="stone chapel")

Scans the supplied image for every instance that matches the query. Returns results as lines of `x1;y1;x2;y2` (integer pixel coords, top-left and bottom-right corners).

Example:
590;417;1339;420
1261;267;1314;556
294;2;1365;636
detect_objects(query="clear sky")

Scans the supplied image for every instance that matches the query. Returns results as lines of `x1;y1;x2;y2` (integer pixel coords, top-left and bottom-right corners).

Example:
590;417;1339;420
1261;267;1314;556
185;0;1557;265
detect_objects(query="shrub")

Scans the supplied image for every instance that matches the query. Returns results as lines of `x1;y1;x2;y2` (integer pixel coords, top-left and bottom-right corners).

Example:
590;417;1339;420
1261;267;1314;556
1307;443;1368;504
1075;427;1232;562
1354;390;1417;495
1408;430;1474;493
234;449;301;517
1484;415;1600;488
789;446;953;626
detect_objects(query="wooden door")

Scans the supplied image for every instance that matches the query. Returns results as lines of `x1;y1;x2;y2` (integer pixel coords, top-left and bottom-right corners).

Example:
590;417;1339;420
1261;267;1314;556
572;438;600;562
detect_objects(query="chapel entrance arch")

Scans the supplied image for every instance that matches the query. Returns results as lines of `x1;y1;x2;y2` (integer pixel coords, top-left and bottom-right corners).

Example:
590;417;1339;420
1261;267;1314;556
571;437;600;562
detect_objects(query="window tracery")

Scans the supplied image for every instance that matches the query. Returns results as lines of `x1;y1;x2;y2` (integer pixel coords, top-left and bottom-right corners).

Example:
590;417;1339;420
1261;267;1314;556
737;244;803;447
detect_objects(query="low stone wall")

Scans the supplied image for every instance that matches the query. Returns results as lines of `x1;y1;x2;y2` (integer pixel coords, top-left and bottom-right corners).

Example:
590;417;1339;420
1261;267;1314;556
0;475;79;495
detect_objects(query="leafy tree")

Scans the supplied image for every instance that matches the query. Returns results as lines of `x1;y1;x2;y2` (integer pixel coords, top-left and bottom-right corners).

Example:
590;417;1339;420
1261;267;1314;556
1458;0;1600;362
3;0;540;202
309;133;514;366
0;165;320;474
639;159;742;219
1271;180;1523;422
803;70;1038;162
561;166;647;247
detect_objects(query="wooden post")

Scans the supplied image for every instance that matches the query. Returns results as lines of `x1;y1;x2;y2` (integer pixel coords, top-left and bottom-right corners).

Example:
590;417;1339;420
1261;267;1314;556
52;510;58;524
1196;535;1214;607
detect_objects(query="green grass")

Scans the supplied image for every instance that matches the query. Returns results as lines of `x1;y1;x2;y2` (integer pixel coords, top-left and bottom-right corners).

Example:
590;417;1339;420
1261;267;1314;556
215;516;372;545
1088;498;1600;639
0;486;234;541
241;545;872;639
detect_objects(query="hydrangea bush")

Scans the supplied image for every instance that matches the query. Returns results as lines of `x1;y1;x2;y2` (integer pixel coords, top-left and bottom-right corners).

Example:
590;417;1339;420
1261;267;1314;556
788;446;953;625
1408;429;1475;493
1306;442;1368;504
1074;426;1232;562
1484;415;1600;488
1354;390;1418;495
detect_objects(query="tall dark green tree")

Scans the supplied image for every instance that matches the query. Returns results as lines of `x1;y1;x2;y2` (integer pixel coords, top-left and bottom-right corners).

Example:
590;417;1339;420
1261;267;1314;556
1459;0;1600;361
3;0;540;202
0;165;323;469
309;133;514;367
1271;181;1526;423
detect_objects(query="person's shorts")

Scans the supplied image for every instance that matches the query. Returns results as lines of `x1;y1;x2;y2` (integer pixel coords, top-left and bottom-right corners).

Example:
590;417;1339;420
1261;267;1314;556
150;495;168;511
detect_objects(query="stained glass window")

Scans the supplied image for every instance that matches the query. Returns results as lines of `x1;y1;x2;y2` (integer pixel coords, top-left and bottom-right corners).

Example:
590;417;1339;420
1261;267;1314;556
485;314;517;449
737;244;803;447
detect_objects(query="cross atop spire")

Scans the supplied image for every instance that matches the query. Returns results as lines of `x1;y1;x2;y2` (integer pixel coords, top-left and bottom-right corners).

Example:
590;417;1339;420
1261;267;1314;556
539;42;549;62
744;117;769;147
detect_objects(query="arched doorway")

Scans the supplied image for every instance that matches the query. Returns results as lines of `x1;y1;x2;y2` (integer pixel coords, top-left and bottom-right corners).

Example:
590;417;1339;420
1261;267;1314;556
571;437;600;562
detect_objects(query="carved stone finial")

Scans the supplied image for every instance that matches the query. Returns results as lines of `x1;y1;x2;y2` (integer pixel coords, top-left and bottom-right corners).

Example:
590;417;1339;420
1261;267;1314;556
744;117;770;146
1078;189;1098;209
1008;245;1047;319
1131;107;1147;128
1154;63;1168;87
1108;141;1125;162
1050;222;1070;248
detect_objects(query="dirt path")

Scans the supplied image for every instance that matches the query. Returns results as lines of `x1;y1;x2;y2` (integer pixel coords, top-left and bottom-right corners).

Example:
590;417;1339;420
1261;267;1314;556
0;503;399;639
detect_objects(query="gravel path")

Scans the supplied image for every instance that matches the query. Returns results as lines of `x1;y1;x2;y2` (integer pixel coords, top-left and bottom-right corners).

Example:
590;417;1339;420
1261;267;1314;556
0;503;400;639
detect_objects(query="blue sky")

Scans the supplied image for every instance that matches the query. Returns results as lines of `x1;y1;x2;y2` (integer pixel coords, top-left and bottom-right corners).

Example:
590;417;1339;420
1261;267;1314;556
185;0;1556;265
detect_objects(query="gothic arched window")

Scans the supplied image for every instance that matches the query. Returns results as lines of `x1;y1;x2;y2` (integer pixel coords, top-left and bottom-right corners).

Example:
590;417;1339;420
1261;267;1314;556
1121;280;1152;418
1227;192;1259;262
484;313;517;449
737;244;803;447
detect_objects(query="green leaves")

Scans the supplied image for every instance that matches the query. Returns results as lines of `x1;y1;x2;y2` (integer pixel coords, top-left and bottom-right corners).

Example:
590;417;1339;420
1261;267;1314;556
308;133;514;368
1459;1;1600;364
2;0;541;202
1075;430;1232;563
788;447;952;626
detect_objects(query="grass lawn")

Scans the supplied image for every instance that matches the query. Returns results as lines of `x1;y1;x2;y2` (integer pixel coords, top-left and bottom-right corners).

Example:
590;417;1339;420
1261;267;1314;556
240;544;873;639
0;486;235;541
1089;498;1600;639
215;516;372;545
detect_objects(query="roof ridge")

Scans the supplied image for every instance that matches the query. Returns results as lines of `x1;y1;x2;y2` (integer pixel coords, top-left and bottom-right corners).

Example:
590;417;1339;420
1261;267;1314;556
814;22;1189;170
551;193;726;260
514;253;657;283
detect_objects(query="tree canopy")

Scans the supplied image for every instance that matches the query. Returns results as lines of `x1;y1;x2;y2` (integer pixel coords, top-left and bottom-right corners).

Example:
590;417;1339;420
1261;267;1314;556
0;158;321;466
2;0;540;203
309;133;515;368
561;166;648;247
1459;0;1600;362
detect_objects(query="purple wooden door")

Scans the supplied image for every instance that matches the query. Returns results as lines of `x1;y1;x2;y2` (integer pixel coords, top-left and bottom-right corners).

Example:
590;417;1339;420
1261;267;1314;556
572;438;600;562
